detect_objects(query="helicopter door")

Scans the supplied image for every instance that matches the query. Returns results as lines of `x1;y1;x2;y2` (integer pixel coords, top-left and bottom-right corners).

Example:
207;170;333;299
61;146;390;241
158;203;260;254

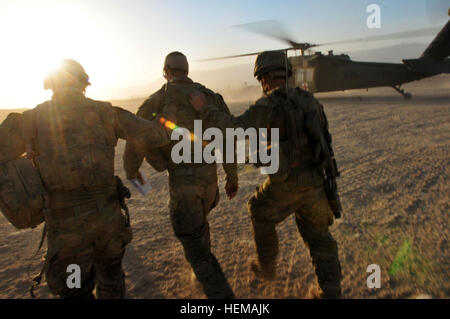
295;68;314;91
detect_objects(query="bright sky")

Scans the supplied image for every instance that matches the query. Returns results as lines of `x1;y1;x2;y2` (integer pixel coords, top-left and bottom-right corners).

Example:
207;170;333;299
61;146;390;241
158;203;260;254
0;0;447;108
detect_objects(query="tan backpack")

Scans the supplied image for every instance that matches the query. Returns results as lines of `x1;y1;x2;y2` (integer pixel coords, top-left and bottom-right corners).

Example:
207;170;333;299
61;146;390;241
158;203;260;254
0;110;47;229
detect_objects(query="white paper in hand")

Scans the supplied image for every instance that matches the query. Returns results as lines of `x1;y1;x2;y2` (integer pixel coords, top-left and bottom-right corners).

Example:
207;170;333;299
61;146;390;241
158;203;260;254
130;173;152;196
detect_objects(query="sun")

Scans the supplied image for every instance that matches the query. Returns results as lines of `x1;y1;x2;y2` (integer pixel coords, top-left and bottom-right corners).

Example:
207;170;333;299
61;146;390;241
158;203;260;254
0;1;114;109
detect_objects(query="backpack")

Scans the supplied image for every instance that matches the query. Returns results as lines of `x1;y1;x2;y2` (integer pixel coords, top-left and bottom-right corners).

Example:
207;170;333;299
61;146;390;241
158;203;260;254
161;81;226;160
267;88;316;165
0;110;47;229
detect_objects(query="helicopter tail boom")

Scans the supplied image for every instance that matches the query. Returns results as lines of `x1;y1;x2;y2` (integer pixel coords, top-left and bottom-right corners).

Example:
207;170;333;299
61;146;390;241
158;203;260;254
403;19;450;75
420;19;450;61
403;58;450;74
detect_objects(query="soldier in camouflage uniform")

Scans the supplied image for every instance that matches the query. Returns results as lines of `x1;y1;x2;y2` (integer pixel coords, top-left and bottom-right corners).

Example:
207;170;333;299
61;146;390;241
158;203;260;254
123;52;238;299
0;59;169;298
189;51;342;298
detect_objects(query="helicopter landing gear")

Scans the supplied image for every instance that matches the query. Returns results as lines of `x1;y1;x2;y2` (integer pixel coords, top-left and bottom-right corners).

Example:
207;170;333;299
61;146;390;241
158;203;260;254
392;85;412;100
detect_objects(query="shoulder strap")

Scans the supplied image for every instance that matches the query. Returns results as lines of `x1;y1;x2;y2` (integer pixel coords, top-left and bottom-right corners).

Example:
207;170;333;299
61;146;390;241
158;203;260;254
21;106;51;298
159;83;167;113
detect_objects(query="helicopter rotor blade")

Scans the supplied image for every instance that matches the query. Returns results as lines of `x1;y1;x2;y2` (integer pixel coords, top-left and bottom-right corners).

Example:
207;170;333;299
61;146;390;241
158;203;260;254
316;26;442;48
195;48;294;62
233;20;295;47
232;19;442;50
233;20;316;50
195;51;261;62
232;20;317;50
197;20;444;62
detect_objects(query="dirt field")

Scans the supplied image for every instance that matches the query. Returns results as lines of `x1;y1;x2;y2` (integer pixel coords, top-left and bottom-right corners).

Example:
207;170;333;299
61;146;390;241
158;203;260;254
0;75;448;298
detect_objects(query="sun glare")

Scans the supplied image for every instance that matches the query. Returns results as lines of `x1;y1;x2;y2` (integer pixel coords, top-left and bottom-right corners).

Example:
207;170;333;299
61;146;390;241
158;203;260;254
0;1;115;109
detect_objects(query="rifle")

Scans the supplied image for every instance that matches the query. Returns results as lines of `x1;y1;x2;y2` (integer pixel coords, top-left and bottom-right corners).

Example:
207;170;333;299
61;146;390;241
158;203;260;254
318;105;343;219
323;141;342;219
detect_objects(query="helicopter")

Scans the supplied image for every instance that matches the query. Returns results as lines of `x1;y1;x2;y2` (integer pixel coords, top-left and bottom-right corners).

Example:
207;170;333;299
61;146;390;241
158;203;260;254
200;17;450;99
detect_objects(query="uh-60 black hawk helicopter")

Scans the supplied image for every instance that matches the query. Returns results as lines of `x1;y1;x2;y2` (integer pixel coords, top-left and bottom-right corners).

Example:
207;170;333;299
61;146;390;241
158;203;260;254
201;17;450;100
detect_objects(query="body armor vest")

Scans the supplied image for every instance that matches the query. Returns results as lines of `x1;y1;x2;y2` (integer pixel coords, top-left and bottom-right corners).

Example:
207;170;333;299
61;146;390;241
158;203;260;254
160;81;223;173
268;87;316;169
32;97;116;192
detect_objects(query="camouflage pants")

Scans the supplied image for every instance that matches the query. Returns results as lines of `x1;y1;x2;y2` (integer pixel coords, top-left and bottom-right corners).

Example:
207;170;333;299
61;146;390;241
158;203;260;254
169;177;234;299
247;169;342;298
45;200;132;299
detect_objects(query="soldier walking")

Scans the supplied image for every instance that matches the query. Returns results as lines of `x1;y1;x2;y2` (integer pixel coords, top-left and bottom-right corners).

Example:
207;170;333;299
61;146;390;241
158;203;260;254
0;59;169;298
189;50;343;298
123;52;238;299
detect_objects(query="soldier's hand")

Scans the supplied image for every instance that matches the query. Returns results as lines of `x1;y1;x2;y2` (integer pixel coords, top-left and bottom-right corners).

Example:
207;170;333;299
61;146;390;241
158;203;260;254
189;90;208;112
225;181;239;200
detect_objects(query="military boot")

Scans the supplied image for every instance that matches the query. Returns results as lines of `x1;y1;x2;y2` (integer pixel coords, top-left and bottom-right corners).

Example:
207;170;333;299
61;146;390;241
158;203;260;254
250;259;276;280
306;282;341;299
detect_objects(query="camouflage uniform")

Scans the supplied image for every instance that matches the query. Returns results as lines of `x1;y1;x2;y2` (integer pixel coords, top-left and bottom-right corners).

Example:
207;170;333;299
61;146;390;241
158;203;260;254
124;75;237;299
0;78;169;298
197;82;342;298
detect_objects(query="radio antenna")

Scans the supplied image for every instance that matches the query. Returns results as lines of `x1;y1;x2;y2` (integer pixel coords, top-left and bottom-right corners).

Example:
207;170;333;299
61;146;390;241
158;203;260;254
284;49;289;91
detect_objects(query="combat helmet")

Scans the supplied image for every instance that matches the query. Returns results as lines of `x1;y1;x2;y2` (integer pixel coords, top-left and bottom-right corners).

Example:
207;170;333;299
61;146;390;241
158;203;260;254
254;50;292;80
44;59;90;91
164;51;189;72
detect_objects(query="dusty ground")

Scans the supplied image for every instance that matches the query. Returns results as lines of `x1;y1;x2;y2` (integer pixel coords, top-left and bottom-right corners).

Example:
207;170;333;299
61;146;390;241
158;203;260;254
0;75;448;299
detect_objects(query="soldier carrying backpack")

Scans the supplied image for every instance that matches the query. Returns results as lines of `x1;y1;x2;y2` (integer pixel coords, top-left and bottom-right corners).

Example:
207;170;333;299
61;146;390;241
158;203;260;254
0;59;169;298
